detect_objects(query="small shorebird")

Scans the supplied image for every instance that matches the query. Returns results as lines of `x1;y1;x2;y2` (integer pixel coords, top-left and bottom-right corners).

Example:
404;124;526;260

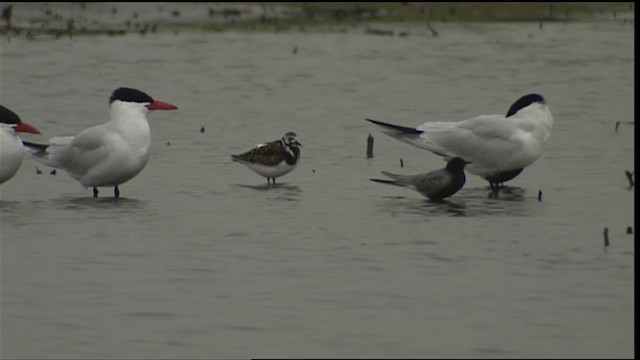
231;131;302;185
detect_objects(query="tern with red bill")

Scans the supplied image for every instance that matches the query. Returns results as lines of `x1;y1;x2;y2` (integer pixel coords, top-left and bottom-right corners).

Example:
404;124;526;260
24;87;177;198
1;105;42;184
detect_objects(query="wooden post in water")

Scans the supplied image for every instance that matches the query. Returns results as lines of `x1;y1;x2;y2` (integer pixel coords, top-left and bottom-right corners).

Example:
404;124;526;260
366;133;374;158
624;170;634;187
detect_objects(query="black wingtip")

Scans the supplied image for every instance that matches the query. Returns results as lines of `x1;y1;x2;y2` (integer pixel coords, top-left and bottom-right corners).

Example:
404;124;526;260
370;178;397;185
365;118;384;125
22;140;49;151
365;118;423;135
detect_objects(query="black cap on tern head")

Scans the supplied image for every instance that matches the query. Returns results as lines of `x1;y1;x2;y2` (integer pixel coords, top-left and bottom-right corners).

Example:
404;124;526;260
109;87;154;105
506;94;545;117
0;105;22;125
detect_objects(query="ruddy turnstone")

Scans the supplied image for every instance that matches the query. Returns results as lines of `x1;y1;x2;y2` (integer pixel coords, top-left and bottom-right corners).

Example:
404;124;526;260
231;131;302;184
366;94;553;192
371;157;467;201
23;87;178;198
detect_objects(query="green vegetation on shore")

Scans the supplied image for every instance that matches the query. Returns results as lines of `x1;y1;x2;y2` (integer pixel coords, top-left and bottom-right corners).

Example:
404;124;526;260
0;2;634;39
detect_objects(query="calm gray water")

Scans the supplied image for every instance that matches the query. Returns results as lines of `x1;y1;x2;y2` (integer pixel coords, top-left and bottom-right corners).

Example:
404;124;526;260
1;20;634;359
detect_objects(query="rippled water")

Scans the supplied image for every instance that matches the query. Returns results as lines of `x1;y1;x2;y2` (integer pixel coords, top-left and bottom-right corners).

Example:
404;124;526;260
1;20;634;358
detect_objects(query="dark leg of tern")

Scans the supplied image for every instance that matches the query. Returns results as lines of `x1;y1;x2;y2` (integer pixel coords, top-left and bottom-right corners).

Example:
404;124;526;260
489;182;500;198
114;186;120;198
93;187;99;198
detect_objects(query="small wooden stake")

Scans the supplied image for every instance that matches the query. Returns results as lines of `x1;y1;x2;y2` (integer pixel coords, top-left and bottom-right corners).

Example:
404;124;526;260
366;133;374;158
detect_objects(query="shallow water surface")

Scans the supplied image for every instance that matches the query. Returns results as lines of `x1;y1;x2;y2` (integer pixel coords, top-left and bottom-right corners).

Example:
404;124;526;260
0;20;634;358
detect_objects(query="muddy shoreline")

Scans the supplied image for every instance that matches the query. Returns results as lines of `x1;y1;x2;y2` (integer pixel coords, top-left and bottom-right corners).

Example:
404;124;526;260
0;2;634;39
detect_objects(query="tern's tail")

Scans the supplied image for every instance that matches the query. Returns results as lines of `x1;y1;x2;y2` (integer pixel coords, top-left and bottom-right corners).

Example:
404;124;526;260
365;118;448;157
23;141;56;168
22;140;48;153
365;118;422;138
22;137;71;169
370;171;414;188
370;178;403;187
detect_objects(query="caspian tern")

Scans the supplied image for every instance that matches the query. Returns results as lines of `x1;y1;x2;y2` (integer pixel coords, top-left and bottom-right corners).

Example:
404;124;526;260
371;157;467;200
231;131;302;185
23;87;177;198
0;105;42;184
366;94;553;191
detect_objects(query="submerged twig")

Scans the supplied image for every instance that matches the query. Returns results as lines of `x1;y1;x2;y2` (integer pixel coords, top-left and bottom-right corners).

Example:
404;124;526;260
426;23;438;36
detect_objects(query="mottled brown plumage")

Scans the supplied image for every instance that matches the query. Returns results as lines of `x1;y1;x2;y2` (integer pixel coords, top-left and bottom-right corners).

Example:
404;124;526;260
232;132;301;184
233;140;290;167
